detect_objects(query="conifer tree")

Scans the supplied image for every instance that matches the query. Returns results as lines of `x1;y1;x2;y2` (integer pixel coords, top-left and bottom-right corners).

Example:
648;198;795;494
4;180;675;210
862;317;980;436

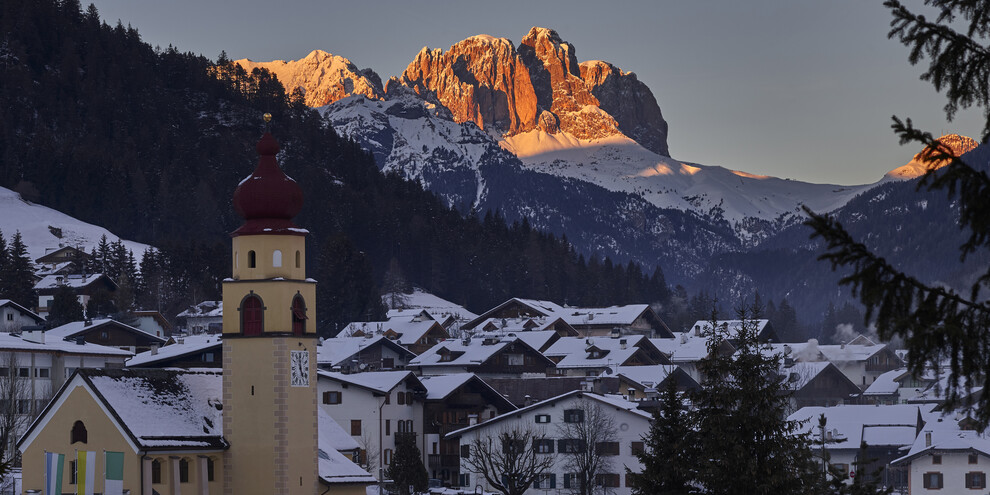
3;232;35;309
805;0;990;425
0;230;9;298
384;432;428;495
48;285;83;328
627;379;695;495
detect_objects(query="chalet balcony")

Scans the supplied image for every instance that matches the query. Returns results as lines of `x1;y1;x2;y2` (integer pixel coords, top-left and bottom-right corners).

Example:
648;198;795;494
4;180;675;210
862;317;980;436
427;454;461;469
866;362;896;372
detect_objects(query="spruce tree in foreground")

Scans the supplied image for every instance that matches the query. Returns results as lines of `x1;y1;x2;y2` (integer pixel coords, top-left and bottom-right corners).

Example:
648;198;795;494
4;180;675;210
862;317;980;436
627;378;695;495
804;0;990;427
385;432;428;495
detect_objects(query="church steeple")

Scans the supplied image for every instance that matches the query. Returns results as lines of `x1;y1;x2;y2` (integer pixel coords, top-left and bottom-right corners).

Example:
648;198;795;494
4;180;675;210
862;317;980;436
222;127;318;494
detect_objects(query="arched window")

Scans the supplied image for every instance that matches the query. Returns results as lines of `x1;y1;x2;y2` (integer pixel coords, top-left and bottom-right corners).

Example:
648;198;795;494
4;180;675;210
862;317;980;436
179;458;190;483
292;295;307;336
273;249;282;268
70;420;87;444
241;294;263;336
295;250;301;268
151;459;162;484
248;250;256;268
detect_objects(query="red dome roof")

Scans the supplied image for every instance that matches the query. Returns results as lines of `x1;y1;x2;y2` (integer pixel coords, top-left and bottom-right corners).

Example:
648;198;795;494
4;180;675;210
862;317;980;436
231;132;306;237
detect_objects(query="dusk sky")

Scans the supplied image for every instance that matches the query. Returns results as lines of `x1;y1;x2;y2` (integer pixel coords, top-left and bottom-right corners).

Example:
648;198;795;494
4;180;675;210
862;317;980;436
90;0;984;186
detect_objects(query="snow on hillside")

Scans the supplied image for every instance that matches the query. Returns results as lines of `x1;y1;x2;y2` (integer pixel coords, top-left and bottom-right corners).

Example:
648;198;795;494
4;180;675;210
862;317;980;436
0;186;150;262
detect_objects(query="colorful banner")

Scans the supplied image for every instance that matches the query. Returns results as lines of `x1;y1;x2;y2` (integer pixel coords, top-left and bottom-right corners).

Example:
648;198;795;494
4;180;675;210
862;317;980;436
76;450;95;495
44;452;64;495
104;451;124;495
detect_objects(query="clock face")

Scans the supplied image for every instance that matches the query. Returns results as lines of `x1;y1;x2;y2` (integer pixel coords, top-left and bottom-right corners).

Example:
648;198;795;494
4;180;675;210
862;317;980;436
290;350;310;387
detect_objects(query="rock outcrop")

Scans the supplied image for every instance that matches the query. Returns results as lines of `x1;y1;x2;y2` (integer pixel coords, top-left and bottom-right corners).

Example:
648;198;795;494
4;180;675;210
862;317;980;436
398;35;538;135
581;60;670;156
884;134;979;180
235;50;384;107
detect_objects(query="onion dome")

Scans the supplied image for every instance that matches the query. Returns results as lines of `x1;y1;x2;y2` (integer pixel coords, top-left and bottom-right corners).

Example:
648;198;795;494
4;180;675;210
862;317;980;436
231;132;307;237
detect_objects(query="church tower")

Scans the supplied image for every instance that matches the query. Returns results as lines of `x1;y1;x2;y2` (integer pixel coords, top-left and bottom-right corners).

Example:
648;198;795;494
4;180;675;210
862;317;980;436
222;130;318;494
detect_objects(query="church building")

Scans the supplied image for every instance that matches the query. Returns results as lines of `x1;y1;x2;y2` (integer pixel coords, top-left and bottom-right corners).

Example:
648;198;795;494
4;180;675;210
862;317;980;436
18;130;372;494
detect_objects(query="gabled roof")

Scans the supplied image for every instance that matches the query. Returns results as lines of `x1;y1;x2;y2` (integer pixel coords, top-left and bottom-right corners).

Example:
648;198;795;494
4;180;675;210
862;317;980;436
462;298;566;330
319;408;360;451
893;428;990;465
19;368;225;452
46;318;167;344
781;362;859;393
0;299;45;324
316;335;416;367
409;336;555;369
545;335;668;368
445;390;650;439
863;368;912;396
816;343;900;363
688;319;777;342
317;370;425;395
651;336;719;363
318;447;376;485
33;273;117;292
340;318;447;347
609;365;685;389
788;404;923;449
35;246;91;264
417;373;517;411
382;288;479;321
177;300;223;318
0;332;131;356
126;334;222;367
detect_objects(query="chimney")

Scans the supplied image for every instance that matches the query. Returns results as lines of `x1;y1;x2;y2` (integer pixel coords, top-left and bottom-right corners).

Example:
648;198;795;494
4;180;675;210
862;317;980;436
150;344;159;355
84;318;92;327
694;325;701;337
75;336;86;345
619;338;627;350
468;413;478;426
523;395;533;407
925;431;932;447
21;330;45;344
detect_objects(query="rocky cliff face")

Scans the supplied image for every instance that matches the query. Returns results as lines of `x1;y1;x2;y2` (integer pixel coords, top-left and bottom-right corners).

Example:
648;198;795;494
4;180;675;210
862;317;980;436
396;27;670;156
235;50;384;107
399;35;538;136
581;60;670;156
884;134;979;180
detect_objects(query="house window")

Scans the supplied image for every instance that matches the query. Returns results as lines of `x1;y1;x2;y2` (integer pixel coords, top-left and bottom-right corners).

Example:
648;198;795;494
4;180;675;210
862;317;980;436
17;368;28;378
406;392;414;405
563;473;582;489
563;409;584;423
351;420;361;436
506;353;524;366
596;442;620;455
291;295;307;336
383;449;392;465
923;472;943;489
5;314;11;321
459;473;470;487
397;391;405;405
460;445;470;458
967;472;987;489
385;420;391;436
35;368;49;378
933;454;942;464
207;457;215;482
596;473;620;488
202;352;215;363
151;459;162;484
70;421;87;444
323;391;342;405
273;250;282;268
533;439;554;453
971;454;980;464
631;441;645;455
382;358;394;369
241;294;263;336
295;250;301;268
833;463;849;476
534;473;556;489
558;439;585;453
179;458;190;483
535;414;551;424
248;250;256;268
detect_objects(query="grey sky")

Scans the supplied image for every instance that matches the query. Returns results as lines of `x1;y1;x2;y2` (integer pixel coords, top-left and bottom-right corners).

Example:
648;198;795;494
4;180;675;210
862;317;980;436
90;0;984;185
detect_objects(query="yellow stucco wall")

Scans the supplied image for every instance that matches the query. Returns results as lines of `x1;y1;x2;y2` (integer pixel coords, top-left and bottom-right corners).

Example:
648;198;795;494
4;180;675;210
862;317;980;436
20;382;225;495
231;234;306;280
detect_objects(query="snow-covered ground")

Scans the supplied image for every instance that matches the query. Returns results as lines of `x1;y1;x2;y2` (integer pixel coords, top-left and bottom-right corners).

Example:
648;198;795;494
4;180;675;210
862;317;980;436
0;186;150;262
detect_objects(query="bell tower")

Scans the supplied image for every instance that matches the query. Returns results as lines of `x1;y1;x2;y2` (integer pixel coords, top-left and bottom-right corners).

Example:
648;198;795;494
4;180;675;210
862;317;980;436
222;128;318;494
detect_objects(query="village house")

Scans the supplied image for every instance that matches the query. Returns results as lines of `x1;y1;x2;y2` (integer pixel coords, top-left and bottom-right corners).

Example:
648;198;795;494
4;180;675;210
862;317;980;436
46;318;166;354
0;299;45;333
417;373;517;487
543;335;671;376
557;305;674;338
651;332;736;383
686;319;781;345
409;334;556;378
131;310;171;338
340;315;450;355
316;334;417;372
33;273;117;318
779;361;862;412
176;300;223;334
317;370;426;480
893;422;990;493
34;246;91;277
863;368;940;405
447;391;650;495
125;334;223;368
816;343;905;390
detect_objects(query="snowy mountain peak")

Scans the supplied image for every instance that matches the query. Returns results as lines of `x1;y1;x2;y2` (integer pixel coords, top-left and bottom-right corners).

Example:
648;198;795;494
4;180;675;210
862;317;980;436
884;134;979;180
234;50;384;107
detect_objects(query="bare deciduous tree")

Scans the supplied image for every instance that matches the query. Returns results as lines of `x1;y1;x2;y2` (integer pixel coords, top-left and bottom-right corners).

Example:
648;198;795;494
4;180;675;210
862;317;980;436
556;401;619;495
0;353;32;480
462;426;555;495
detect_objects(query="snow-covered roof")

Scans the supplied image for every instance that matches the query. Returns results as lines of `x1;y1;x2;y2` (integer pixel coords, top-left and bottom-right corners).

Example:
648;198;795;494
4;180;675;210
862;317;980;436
782;362;833;391
544;335;661;369
556;305;650;326
33;273;114;291
317;370;423;394
894;427;990;465
817;343;894;363
788;405;922;449
0;332;131;356
319;408;360;451
0;299;44;323
864;368;910;396
316;335;414;367
340;318;444;347
651;336;711;362
688;319;772;339
417;373;477;400
177;300;223;318
608;364;680;388
126;334;221;367
46;318;166;343
318;447;376;485
383;288;478;321
908;371;984;404
24;369;225;451
410;336;553;369
446;390;650;439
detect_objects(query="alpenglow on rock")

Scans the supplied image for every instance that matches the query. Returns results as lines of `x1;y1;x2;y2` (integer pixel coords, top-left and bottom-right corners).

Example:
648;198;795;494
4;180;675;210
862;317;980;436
235;50;384;107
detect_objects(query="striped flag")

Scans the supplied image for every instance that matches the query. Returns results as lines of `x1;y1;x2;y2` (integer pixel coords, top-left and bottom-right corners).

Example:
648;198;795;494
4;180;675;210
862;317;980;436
104;451;124;495
76;450;95;495
44;452;64;495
